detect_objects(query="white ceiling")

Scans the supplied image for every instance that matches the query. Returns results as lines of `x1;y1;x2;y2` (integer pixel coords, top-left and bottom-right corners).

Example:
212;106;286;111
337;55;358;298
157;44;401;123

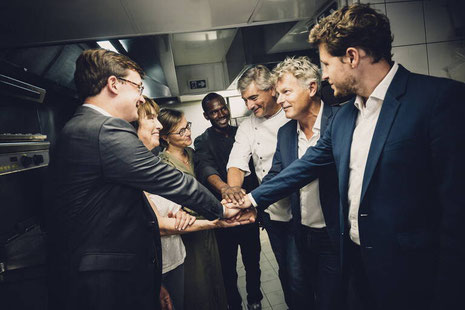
0;0;330;48
172;29;237;66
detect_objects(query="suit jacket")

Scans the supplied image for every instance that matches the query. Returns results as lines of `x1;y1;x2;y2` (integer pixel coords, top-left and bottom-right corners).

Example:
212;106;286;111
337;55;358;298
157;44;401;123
250;65;465;310
261;103;340;250
46;106;223;310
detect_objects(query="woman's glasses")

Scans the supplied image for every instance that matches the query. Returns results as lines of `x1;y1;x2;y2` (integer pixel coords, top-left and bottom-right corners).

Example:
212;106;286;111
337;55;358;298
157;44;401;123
168;122;192;137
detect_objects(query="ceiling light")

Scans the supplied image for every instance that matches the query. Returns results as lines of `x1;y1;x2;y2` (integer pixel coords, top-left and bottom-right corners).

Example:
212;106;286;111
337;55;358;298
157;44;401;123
96;41;119;53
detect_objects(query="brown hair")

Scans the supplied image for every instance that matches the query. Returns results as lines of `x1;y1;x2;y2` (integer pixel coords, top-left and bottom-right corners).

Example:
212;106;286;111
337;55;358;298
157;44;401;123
158;108;184;148
74;48;145;100
237;65;274;93
309;4;393;64
138;97;160;119
132;96;161;130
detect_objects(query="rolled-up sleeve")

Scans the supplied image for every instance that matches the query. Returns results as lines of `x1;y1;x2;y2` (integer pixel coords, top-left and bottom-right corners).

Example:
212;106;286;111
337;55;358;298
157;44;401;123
226;118;252;176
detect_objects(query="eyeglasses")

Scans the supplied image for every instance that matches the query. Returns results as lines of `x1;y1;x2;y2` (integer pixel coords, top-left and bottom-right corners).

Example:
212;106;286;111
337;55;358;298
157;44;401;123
168;122;192;137
117;77;144;95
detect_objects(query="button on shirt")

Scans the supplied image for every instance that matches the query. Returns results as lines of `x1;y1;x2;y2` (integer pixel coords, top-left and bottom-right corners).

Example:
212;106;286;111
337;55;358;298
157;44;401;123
227;109;291;221
348;62;399;245
298;101;326;228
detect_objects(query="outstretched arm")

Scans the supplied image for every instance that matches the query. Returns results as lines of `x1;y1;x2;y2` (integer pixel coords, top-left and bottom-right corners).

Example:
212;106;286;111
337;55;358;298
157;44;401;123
145;192;251;235
251;127;334;208
100;119;224;220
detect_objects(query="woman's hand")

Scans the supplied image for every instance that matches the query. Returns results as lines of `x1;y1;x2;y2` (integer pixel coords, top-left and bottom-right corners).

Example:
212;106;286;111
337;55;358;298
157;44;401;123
168;209;196;231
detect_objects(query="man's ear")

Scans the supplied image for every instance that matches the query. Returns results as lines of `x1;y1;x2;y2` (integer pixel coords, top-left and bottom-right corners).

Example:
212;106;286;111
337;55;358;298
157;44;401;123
345;47;360;68
270;87;276;98
107;76;119;95
309;81;318;98
203;112;210;121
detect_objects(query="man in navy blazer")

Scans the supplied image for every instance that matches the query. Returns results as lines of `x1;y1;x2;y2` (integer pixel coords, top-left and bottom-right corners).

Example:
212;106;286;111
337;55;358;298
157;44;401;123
261;56;343;310
229;4;465;310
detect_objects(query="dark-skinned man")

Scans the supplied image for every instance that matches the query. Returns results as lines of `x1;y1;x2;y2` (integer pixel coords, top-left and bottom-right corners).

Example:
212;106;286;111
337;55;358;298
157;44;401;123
194;93;262;310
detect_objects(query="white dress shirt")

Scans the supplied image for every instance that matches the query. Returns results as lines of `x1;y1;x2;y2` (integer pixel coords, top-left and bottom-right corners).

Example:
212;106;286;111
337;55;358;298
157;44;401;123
348;62;399;245
82;103;112;117
227;108;292;221
298;101;326;228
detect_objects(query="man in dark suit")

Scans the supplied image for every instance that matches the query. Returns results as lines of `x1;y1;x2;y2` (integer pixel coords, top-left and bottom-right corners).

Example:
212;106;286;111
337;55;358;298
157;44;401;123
262;56;343;310
46;49;240;310
227;4;465;310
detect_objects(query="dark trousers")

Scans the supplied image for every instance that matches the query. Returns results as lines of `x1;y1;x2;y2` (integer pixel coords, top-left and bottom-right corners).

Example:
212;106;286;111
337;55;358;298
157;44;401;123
261;212;308;310
215;222;262;308
347;240;377;310
298;226;344;310
162;264;185;310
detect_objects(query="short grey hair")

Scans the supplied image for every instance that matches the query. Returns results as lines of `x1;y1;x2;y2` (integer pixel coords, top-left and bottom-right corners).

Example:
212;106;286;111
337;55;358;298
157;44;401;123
237;65;274;93
272;56;321;95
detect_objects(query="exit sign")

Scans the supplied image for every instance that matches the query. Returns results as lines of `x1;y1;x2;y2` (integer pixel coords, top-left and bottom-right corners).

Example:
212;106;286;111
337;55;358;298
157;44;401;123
189;79;207;89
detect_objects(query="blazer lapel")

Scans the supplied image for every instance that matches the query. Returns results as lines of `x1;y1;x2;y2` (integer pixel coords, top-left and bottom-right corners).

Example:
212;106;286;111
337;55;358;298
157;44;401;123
360;65;409;203
321;102;333;134
337;102;358;207
288;120;298;163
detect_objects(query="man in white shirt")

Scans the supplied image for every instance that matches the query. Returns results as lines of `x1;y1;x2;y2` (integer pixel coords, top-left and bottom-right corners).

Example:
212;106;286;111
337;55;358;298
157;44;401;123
224;65;304;310
227;4;465;310
261;56;343;310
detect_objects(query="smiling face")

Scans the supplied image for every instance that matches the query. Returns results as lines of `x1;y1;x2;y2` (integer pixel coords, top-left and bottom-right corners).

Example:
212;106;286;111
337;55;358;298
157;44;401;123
319;45;356;98
137;107;163;150
204;97;230;131
117;70;146;121
241;82;278;118
164;116;192;148
275;73;313;121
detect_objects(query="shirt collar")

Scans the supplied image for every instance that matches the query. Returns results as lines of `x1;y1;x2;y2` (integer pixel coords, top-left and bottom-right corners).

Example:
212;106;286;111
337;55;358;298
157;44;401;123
82;103;112;117
354;62;399;110
297;100;324;135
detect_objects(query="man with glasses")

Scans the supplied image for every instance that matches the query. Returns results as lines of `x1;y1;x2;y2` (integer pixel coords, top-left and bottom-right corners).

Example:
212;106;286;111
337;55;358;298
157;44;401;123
116;77;145;95
47;49;242;310
194;93;262;310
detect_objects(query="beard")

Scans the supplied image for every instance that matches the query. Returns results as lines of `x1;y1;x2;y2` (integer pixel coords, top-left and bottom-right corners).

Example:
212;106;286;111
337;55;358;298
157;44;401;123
333;74;357;98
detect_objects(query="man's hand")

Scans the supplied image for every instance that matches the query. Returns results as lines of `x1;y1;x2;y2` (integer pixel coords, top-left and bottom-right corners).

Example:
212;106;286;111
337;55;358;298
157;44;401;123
167;209;196;231
216;207;257;227
222;205;242;219
213;219;241;228
221;185;246;204
221;193;252;210
233;207;257;224
159;285;173;310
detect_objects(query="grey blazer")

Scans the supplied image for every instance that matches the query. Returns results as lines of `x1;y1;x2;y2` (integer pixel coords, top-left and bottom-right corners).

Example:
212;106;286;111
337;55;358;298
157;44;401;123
46;106;223;310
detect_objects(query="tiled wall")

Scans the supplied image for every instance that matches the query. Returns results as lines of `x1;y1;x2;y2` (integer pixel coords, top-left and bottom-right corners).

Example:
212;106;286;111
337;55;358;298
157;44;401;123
357;0;465;82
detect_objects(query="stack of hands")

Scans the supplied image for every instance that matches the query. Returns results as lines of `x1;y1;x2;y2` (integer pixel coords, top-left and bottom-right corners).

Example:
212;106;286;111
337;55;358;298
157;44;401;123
167;185;254;232
220;185;254;224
